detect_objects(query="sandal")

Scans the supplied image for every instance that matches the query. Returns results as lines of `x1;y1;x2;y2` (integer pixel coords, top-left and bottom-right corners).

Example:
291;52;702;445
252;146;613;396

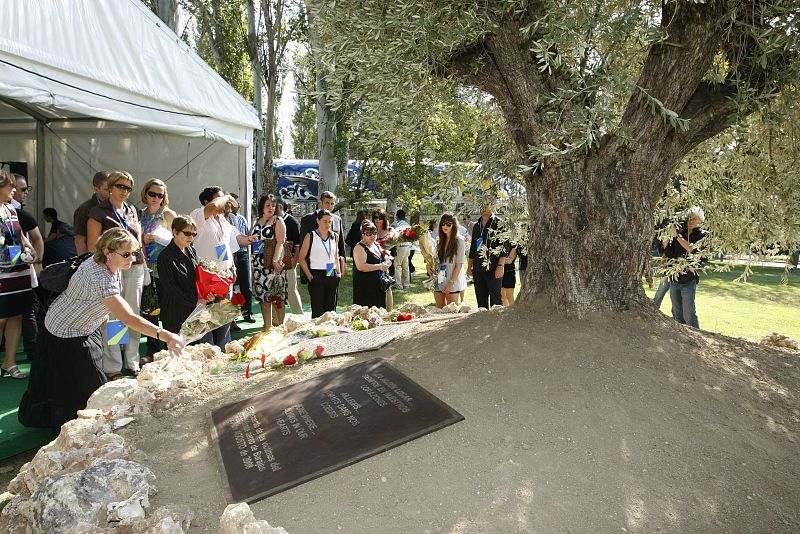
105;372;124;381
1;365;28;379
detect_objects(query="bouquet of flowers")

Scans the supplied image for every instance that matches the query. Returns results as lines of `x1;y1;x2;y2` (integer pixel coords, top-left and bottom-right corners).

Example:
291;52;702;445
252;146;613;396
263;271;286;310
418;230;438;292
196;259;235;300
179;297;242;343
377;224;423;250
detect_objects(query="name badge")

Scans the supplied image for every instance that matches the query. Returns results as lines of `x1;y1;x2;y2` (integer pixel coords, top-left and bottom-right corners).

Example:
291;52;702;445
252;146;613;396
215;244;229;262
145;244;159;264
106;320;129;345
476;236;484;250
326;262;336;277
437;264;447;285
250;240;264;254
7;245;21;266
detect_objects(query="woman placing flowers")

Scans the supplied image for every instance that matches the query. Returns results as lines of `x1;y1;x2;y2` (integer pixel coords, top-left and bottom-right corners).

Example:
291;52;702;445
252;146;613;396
428;213;466;308
298;209;341;318
251;194;288;329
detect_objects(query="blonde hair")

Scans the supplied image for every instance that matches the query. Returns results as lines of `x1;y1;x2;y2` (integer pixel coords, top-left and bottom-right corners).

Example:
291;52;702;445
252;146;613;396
107;170;135;189
140;178;170;207
93;228;138;263
0;167;12;187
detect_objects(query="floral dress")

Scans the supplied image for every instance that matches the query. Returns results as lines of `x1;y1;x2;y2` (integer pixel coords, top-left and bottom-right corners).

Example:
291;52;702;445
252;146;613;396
251;219;288;305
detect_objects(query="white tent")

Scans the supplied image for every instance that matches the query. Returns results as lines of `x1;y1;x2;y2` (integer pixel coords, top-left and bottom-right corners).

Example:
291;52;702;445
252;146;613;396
0;0;261;222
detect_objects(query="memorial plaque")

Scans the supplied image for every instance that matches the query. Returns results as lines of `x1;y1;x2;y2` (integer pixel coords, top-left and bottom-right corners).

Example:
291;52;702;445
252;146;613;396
210;358;464;503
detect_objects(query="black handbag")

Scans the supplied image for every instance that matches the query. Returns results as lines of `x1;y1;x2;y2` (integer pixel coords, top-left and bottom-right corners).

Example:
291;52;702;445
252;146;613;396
379;272;396;292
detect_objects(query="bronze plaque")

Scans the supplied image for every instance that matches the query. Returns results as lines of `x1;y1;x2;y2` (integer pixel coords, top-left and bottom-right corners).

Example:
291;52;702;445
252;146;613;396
210;358;464;503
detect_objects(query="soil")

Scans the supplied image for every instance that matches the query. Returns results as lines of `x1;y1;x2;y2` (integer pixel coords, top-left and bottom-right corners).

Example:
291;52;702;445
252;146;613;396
121;302;800;533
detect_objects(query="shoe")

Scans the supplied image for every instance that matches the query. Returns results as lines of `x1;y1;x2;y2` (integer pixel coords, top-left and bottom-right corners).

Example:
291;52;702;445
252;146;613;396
231;322;242;332
242;314;256;323
105;372;124;381
139;356;154;367
1;365;27;379
125;368;139;378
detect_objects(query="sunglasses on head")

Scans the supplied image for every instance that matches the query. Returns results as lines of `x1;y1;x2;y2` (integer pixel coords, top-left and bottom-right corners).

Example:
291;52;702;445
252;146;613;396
180;231;198;237
113;183;133;192
114;250;138;259
147;191;165;199
363;230;377;236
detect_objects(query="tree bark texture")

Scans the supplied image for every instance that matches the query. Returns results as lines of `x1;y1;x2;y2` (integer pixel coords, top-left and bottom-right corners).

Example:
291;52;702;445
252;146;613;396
307;9;338;194
439;1;775;316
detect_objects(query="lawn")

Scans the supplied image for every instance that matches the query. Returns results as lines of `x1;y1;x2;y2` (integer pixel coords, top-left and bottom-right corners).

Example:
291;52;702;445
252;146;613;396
307;256;800;343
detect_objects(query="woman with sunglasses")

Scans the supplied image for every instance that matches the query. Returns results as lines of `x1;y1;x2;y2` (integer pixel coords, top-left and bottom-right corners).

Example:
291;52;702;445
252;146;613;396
87;171;146;379
428;213;466;308
138;179;176;363
352;220;393;309
20;228;183;433
156;216;208;338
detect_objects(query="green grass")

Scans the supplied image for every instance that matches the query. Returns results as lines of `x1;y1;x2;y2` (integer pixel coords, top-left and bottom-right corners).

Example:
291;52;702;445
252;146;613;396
315;256;799;343
645;263;800;342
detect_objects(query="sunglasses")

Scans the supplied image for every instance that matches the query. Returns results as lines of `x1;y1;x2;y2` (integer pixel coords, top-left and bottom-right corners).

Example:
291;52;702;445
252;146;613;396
19;186;32;193
362;230;377;236
113;183;133;192
441;221;453;227
113;250;138;259
147;191;165;199
180;231;198;237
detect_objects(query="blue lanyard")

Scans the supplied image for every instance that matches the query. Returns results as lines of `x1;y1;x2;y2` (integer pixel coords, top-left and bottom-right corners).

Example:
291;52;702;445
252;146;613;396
112;205;129;231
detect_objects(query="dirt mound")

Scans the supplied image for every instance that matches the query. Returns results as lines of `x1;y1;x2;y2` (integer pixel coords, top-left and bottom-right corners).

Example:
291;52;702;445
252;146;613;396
121;303;800;532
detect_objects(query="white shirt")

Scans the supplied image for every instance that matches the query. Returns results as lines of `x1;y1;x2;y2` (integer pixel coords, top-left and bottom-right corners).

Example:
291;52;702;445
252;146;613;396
190;207;240;270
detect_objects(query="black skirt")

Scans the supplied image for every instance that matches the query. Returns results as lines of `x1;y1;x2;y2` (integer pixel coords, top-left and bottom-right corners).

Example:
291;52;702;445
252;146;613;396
18;327;106;433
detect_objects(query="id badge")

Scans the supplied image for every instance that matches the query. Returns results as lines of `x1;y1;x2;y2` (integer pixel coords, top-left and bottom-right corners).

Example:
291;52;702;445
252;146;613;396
7;245;21;266
476;236;484;250
145;244;159;264
215;244;229;262
326;262;336;277
437;264;447;285
250;240;264;254
106;320;129;346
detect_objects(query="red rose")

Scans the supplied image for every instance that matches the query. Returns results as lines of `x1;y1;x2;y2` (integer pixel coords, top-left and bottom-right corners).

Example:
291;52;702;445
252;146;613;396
245;363;250;379
261;353;266;368
231;292;245;306
283;354;297;366
314;345;325;357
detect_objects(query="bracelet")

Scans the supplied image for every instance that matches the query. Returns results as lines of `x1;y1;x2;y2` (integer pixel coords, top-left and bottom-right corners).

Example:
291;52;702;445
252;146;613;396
155;327;162;340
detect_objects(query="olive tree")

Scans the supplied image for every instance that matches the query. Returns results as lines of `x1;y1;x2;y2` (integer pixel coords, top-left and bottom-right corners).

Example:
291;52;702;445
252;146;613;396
307;0;799;315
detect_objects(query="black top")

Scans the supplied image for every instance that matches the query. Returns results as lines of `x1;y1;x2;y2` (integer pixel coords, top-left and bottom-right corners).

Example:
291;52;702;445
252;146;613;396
17;208;38;234
468;214;509;272
156;241;200;333
73;194;100;237
282;214;300;245
345;220;362;250
663;226;709;284
352;242;386;309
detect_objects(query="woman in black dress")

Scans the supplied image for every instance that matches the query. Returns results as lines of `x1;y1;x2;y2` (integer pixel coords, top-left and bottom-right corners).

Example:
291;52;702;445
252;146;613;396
352;221;392;309
156;215;203;336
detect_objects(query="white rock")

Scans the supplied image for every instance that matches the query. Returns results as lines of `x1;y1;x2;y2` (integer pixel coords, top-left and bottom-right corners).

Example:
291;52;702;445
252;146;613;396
111;417;135;430
86;379;139;413
107;488;149;523
123;505;194;533
225;340;246;354
25;459;156;532
490;304;504;311
220;503;288;534
284;314;309;332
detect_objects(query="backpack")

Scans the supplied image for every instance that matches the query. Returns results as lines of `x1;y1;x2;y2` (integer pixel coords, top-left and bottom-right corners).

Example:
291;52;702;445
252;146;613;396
39;252;93;293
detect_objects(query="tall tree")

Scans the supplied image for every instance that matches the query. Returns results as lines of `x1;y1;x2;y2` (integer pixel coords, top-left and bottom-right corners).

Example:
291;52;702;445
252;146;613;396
308;0;800;316
142;0;179;32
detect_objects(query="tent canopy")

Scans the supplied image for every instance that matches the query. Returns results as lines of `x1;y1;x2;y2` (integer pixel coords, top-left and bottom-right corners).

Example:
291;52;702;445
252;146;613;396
0;0;260;219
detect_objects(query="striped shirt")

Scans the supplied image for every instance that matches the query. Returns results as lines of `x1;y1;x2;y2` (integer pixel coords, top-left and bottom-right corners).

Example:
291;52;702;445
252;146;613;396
0;205;34;296
45;258;121;338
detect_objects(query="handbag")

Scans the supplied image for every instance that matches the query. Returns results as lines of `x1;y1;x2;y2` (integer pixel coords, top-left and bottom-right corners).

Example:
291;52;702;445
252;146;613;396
283;241;296;269
379;272;396;293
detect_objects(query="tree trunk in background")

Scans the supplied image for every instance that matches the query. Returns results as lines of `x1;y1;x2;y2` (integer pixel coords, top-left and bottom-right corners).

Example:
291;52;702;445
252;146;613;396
306;9;338;196
155;0;179;32
246;0;265;199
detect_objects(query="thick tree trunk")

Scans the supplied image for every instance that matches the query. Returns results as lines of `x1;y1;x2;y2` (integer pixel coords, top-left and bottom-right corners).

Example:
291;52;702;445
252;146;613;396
518;161;658;315
246;0;265;198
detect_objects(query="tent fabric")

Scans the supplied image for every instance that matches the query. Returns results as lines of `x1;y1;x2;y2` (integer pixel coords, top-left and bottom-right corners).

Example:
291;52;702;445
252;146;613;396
0;0;260;147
